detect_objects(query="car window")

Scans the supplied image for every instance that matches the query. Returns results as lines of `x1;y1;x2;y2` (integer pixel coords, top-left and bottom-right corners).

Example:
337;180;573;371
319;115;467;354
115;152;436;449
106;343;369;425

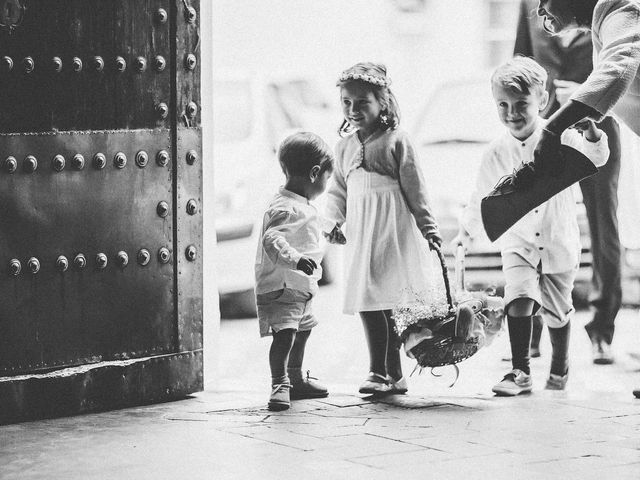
413;81;502;145
213;80;253;143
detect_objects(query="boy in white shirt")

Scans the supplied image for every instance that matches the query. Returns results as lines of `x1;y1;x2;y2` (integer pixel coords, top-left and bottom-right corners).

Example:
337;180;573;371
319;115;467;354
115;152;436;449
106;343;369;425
455;57;609;395
255;132;335;411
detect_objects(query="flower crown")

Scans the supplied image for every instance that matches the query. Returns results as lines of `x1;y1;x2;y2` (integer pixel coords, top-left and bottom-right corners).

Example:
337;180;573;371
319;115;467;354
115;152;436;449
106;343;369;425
338;71;391;87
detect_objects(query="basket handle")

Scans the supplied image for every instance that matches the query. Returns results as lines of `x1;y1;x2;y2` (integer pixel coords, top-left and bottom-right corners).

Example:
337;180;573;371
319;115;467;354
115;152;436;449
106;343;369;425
431;243;454;311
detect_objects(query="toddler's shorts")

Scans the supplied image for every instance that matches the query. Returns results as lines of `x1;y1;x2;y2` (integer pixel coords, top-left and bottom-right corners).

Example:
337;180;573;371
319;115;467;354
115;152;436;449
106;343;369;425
257;287;317;337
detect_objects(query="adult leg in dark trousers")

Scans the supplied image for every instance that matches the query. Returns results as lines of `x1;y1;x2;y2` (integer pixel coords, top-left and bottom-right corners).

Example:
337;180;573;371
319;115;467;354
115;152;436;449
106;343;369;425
580;116;622;364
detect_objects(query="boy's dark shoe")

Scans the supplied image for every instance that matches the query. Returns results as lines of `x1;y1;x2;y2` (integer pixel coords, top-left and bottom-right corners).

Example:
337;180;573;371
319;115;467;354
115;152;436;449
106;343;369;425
268;383;291;411
290;371;328;400
633;388;640;399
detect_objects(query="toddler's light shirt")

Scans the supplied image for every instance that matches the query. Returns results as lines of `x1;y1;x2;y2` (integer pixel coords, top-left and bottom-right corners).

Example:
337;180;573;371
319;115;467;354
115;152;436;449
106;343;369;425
255;187;331;295
462;118;610;274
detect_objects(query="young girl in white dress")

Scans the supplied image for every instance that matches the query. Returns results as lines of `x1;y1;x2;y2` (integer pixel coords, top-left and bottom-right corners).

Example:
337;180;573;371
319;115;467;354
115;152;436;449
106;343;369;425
325;62;442;395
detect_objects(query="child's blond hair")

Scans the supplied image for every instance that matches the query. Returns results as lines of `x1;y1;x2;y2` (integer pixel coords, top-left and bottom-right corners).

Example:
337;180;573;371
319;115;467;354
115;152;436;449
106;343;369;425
491;56;548;96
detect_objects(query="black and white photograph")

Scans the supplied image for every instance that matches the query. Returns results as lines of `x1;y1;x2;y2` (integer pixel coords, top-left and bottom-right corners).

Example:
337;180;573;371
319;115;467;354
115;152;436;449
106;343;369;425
1;0;640;478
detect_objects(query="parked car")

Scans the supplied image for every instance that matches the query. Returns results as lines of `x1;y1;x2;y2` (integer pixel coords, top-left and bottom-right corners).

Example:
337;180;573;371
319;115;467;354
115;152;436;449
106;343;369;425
212;72;340;318
412;77;640;306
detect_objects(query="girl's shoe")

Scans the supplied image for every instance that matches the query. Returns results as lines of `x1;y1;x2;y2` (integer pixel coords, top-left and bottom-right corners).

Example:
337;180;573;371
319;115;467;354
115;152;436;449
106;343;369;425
290;371;329;399
358;372;390;394
388;376;408;394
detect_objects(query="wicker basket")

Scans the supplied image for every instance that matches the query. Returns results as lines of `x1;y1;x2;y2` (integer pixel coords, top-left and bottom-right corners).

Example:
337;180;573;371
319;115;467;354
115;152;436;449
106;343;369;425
399;245;483;369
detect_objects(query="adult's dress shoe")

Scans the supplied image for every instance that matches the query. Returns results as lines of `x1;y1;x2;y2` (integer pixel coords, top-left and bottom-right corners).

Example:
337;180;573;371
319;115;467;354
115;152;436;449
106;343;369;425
633;388;640;399
592;338;614;365
481;145;598;242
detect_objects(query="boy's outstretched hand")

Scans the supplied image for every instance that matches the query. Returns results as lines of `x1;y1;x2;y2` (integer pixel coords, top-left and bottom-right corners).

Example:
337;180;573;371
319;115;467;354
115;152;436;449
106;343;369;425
296;256;318;276
324;225;346;245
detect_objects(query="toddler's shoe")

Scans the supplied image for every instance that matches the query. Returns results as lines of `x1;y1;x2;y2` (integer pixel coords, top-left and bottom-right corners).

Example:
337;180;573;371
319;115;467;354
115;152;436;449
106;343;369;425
359;372;391;395
545;371;568;390
492;369;532;396
290;371;328;400
268;383;291;411
387;376;408;394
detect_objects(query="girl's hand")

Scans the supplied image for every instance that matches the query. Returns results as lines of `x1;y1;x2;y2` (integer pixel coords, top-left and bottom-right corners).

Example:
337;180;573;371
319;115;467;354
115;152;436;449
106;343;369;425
296;256;318;276
324;225;346;245
423;231;443;251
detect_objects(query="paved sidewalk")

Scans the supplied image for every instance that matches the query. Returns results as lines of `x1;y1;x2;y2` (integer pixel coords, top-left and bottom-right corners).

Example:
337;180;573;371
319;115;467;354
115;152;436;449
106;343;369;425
1;305;640;479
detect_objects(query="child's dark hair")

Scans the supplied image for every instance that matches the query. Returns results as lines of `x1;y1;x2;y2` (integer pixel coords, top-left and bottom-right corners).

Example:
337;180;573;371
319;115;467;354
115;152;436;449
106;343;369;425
278;131;334;177
491;56;548;96
336;62;400;137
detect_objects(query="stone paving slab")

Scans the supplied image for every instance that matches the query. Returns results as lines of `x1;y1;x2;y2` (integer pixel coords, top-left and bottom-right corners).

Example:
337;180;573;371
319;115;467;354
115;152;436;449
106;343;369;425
2;309;640;479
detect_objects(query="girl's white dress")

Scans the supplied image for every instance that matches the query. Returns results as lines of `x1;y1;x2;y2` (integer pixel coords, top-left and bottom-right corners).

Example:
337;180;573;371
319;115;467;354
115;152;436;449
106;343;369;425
325;128;440;314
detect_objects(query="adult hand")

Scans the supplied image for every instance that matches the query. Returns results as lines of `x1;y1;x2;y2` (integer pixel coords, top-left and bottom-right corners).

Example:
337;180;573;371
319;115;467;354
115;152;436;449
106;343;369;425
296;256;317;276
553;79;581;106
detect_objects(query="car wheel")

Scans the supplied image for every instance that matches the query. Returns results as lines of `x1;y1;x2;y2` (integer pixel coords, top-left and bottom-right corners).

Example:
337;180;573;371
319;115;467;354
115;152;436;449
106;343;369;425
219;289;257;319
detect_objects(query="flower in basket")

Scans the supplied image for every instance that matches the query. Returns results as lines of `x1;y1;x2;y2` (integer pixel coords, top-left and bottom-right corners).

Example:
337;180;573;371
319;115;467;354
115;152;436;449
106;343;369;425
393;286;453;341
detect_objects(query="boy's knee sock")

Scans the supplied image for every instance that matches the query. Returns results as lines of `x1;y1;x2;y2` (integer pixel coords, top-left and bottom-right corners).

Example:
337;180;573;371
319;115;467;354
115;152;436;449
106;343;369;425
287;330;311;383
508;315;532;375
548;322;570;376
269;329;296;384
531;316;543;350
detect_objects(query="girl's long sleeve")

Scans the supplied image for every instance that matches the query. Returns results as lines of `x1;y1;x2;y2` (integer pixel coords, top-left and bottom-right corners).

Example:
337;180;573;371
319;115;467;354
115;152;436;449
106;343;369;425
394;133;440;236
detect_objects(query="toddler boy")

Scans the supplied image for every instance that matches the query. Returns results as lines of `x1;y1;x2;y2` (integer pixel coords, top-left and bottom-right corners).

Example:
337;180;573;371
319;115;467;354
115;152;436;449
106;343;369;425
255;131;334;410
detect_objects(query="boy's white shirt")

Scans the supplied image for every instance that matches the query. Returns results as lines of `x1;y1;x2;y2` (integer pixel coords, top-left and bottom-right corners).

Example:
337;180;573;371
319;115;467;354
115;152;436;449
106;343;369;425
255;187;333;295
461;118;609;274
